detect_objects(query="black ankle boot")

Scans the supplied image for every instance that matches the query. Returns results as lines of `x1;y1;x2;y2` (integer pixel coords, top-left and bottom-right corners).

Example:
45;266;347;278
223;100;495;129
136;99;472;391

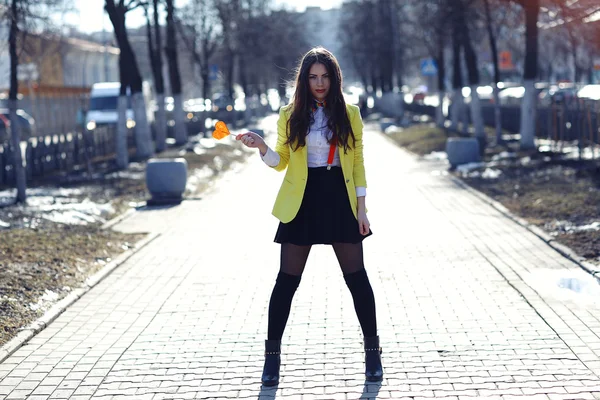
261;339;281;386
364;336;383;382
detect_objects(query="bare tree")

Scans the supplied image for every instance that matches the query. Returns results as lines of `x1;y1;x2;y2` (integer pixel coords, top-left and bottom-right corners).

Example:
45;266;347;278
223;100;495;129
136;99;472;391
456;0;485;145
2;0;70;203
450;7;466;132
178;0;220;101
400;0;451;127
215;0;239;99
6;0;26;202
339;0;400;94
516;0;540;150
483;0;503;144
261;9;310;99
105;0;154;162
214;0;271;99
144;0;167;152
164;0;186;145
339;1;376;92
547;0;600;83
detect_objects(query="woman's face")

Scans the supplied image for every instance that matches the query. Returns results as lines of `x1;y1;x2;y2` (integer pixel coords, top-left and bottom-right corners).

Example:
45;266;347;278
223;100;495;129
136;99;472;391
308;63;330;102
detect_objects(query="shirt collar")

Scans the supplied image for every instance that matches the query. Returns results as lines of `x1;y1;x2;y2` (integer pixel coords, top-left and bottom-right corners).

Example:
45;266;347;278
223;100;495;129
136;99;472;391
311;98;326;113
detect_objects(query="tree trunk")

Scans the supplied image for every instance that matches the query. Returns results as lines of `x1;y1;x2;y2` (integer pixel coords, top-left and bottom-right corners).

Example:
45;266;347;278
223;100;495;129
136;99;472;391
113;42;129;169
460;9;485;145
125;40;154;158
239;55;248;96
8;0;26;203
435;34;446;128
370;71;378;94
107;1;154;159
520;0;540;150
116;94;129;169
450;19;463;132
165;0;187;145
202;69;210;101
483;0;503;144
492;84;502;142
226;49;235;99
149;0;167;152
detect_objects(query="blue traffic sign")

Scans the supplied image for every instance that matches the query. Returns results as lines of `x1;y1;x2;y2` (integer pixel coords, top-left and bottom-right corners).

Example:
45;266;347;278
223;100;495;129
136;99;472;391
209;64;219;81
420;58;438;76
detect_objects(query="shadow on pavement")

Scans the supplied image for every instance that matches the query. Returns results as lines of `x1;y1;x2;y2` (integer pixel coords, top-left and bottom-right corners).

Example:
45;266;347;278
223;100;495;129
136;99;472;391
360;381;382;399
257;384;278;398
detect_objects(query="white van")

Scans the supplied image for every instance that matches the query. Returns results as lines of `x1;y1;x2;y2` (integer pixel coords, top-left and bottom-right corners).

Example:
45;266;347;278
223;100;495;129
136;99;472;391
85;82;153;131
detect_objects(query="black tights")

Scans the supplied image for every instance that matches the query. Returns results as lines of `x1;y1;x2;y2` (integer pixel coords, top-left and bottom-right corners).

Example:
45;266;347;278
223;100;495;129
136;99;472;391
267;242;377;340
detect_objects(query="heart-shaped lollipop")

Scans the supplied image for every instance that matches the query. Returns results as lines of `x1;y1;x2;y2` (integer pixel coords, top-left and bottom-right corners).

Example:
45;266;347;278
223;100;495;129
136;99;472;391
212;121;231;140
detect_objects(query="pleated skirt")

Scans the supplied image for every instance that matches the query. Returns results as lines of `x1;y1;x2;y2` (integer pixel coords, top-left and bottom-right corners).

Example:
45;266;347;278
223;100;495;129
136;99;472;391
274;166;373;245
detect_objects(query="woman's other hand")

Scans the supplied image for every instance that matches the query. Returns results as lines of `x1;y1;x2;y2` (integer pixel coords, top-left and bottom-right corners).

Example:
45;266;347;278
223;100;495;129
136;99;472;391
236;132;268;155
358;210;370;235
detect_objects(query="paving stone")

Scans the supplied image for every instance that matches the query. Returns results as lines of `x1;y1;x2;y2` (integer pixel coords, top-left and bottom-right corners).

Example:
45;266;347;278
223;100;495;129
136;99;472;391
2;117;600;398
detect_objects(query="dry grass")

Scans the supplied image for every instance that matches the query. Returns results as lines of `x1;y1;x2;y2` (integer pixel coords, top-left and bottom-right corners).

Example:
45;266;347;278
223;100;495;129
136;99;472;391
0;137;251;348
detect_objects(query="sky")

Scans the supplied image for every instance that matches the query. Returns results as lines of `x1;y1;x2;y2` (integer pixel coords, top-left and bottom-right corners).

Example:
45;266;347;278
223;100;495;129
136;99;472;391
65;0;343;34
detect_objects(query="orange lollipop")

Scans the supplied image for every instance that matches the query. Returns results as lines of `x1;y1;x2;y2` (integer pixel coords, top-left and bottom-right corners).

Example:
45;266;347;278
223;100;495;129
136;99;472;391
212;121;232;140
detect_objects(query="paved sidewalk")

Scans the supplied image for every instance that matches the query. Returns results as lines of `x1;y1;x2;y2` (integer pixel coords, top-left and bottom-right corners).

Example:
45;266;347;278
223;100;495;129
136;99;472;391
2;115;600;399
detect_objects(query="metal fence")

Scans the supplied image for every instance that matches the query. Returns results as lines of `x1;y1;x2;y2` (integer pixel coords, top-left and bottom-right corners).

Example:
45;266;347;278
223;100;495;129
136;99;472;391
403;101;600;147
0;125;135;189
0;94;88;142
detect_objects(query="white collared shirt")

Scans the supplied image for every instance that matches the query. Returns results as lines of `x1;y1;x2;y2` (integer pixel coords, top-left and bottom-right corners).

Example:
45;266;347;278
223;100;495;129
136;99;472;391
261;107;366;197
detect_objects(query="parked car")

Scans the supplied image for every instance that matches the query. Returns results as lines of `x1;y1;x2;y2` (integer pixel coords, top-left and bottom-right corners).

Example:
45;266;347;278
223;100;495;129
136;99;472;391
85;81;154;132
542;83;578;106
0;108;35;143
210;94;237;122
577;84;600;101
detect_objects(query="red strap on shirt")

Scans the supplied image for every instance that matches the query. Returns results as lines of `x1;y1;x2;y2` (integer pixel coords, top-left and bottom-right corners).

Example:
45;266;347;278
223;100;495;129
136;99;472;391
327;137;337;170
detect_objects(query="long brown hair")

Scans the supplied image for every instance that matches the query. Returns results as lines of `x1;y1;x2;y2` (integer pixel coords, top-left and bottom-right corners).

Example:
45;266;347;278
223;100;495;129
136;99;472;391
286;47;355;153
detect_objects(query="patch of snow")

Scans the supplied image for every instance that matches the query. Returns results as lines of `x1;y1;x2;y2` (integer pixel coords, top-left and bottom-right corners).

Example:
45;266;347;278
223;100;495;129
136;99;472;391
491;151;516;161
546;220;600;234
456;162;486;176
481;168;502;179
384;125;400;134
29;289;59;311
424;151;447;161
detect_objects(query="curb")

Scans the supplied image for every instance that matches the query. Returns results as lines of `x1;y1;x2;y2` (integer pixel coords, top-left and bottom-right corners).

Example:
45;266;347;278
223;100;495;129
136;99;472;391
0;231;160;364
101;207;137;230
448;174;600;280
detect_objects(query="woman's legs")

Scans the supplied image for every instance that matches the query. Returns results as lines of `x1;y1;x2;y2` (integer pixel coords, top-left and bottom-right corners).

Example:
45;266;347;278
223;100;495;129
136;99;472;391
333;241;383;381
262;243;311;386
332;242;377;337
267;243;312;340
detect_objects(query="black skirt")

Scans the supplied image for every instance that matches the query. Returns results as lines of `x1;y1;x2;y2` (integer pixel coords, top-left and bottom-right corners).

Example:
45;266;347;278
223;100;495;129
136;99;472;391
274;166;373;245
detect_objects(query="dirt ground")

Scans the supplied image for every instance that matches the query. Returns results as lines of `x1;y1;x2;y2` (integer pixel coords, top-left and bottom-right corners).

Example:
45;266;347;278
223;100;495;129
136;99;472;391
384;120;600;266
0;134;251;348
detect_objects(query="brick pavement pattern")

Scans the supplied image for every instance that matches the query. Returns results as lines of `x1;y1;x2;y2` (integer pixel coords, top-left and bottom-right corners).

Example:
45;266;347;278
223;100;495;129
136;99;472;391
1;115;600;399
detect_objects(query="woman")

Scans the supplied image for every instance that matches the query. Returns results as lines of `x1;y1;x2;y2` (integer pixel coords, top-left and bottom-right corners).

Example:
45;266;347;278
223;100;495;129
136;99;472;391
236;47;382;386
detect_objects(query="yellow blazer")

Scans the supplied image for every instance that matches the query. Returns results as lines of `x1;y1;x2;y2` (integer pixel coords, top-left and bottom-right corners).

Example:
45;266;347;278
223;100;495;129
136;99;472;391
270;103;367;223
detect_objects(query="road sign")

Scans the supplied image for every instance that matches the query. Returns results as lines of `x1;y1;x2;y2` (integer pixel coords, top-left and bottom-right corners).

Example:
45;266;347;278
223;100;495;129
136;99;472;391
420;58;438;76
209;64;219;81
499;51;513;71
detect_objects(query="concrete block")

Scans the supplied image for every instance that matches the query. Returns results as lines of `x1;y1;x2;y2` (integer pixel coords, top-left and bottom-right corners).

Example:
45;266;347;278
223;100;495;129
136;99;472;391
446;137;480;167
145;158;188;205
